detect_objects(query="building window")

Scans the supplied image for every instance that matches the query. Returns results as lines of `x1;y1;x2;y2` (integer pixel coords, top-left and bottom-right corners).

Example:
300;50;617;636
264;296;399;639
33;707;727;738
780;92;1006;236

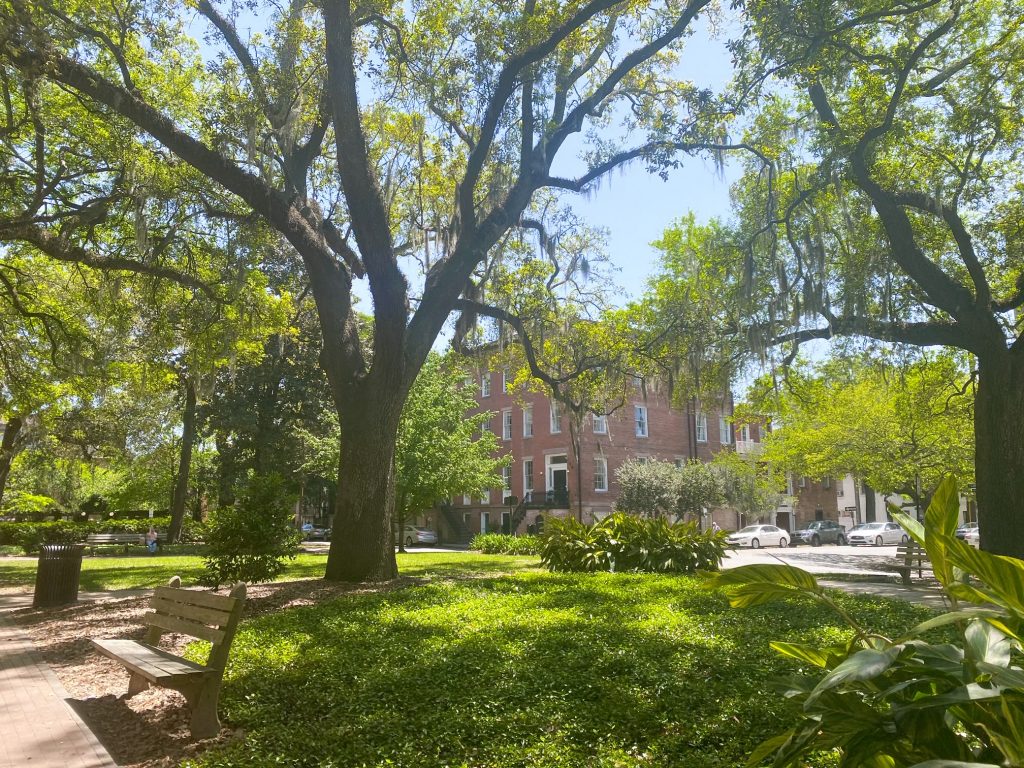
719;416;731;444
634;405;648;437
463;494;472;506
636;456;649;464
696;412;708;443
798;476;806;488
523;459;534;494
481;373;491;398
523;406;533;437
739;424;751;442
502;465;512;493
593;414;608;434
823;475;831;489
502;369;510;392
481;511;490;533
479;490;490;505
837;481;845;497
502;409;513;440
550;399;562;434
594;457;608;492
480;416;491;434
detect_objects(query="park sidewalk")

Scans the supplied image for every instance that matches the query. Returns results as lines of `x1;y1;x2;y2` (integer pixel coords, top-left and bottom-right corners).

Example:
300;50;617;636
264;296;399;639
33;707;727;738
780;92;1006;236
0;592;133;768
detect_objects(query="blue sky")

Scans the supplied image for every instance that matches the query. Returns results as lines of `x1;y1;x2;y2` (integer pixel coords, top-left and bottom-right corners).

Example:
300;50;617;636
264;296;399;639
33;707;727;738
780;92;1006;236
557;17;742;301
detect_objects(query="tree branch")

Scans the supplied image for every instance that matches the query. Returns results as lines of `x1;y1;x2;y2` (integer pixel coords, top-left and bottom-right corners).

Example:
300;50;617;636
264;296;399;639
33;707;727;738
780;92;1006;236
0;221;219;297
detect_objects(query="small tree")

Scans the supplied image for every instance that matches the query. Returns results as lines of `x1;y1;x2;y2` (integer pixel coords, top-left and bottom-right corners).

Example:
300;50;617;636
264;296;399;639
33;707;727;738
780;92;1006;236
712;451;785;526
676;460;725;523
615;459;680;519
203;473;300;586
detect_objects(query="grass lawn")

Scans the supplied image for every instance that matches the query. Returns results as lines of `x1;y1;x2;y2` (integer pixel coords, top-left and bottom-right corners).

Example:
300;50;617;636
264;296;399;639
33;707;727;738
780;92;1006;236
3;551;931;765
181;563;926;768
0;551;538;591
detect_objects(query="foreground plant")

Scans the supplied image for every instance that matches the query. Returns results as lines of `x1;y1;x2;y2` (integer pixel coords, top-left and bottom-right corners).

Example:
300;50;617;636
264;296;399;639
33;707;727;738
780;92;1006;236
711;477;1024;767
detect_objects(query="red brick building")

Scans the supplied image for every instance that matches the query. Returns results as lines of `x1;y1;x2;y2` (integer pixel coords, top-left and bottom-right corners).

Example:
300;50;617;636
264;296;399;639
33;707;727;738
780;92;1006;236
434;370;763;542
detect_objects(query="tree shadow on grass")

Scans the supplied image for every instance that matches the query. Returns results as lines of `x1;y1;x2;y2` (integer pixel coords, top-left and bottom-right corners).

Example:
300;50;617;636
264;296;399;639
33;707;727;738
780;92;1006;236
206;574;846;768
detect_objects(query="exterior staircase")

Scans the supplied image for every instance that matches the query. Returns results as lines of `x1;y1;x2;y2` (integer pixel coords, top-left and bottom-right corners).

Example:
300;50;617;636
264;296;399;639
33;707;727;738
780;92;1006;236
440;505;473;544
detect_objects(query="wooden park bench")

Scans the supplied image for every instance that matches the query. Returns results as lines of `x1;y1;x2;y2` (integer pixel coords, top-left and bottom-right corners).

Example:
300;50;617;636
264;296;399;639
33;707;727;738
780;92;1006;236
84;532;144;554
891;542;931;585
91;576;247;739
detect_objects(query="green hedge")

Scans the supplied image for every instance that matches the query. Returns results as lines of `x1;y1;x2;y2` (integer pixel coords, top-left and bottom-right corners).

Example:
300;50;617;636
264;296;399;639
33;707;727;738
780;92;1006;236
539;512;728;573
0;517;206;554
470;533;541;555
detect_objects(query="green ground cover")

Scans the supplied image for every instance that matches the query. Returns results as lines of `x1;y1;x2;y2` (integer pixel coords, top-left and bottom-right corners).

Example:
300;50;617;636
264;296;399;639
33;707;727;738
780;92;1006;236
0;551;538;591
184;566;928;768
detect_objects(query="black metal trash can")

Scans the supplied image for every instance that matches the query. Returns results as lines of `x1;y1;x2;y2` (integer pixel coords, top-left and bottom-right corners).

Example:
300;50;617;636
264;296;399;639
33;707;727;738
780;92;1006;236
33;543;85;608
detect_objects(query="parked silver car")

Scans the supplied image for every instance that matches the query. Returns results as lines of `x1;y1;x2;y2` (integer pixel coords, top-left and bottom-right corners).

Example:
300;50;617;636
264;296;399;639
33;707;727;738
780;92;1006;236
847;521;908;546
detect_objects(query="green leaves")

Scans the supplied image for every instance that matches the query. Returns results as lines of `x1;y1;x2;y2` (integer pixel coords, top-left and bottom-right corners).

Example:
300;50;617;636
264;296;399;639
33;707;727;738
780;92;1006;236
539;513;728;574
720;474;1024;768
709;563;823;608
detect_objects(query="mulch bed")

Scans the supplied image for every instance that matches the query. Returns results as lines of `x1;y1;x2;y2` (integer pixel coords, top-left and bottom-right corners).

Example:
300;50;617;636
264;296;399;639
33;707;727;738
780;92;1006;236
4;577;413;767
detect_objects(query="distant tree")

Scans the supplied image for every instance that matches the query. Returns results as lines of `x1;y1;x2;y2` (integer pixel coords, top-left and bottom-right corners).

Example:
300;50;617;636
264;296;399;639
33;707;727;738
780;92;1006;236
675;459;725;522
742;353;975;507
712;450;785;526
615;460;680;519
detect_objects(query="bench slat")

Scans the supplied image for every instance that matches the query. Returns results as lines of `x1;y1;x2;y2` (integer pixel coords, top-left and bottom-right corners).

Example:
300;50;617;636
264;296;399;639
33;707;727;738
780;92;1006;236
92;638;216;683
153;586;241;613
143;611;227;645
149;596;235;627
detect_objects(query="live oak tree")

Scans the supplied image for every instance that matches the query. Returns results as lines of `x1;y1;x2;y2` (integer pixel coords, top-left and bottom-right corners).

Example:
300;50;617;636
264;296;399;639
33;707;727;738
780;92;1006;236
742;352;975;507
1;0;731;579
294;352;508;548
717;0;1023;555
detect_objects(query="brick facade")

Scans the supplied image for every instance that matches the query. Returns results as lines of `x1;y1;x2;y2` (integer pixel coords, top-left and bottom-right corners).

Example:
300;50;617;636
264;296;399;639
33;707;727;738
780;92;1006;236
434;372;748;540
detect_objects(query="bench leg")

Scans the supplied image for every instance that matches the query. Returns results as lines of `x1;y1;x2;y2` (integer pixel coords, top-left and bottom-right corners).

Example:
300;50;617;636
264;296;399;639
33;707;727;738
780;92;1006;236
183;681;221;740
127;673;150;697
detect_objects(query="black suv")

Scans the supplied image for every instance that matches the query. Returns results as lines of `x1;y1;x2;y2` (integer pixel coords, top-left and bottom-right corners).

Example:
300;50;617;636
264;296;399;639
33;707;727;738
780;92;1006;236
791;519;846;546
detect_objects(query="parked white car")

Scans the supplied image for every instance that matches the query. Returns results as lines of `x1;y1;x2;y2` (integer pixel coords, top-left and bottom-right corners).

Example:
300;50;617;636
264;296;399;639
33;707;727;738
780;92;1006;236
847;521;908;546
396;525;438;546
726;524;789;549
963;527;980;549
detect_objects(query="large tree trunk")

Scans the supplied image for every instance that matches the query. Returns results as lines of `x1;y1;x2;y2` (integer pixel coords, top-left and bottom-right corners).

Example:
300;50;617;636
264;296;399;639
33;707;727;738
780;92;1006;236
974;350;1024;557
168;379;198;543
324;386;402;582
0;416;25;507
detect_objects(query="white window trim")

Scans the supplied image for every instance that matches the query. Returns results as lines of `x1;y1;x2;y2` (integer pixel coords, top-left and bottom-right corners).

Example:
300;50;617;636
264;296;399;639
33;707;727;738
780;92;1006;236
593;414;608;434
523;406;533;438
719;416;731;444
481;372;491;398
696;412;708;443
462;494;472;505
502;408;513;440
634;405;648;438
501;465;512;493
523;458;534;494
594;456;608;492
550;399;562;434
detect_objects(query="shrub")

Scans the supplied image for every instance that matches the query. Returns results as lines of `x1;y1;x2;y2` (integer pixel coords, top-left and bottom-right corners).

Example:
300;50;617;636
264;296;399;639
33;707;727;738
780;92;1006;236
539;512;728;573
711;476;1024;767
470;533;540;555
203;474;300;586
